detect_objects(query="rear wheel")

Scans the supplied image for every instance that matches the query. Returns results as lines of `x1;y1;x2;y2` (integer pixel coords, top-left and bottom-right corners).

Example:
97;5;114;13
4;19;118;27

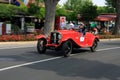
37;39;46;54
62;40;73;57
90;39;98;52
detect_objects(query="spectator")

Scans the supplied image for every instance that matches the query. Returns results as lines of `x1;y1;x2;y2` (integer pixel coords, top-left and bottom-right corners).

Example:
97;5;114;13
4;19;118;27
40;18;45;33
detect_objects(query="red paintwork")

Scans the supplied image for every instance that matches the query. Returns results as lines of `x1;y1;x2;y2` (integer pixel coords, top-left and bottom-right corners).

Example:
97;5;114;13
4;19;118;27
36;30;99;48
36;34;46;39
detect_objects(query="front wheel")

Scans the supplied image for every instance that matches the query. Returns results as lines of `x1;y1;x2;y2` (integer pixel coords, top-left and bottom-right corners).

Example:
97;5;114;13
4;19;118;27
90;39;98;52
62;40;73;57
37;39;46;54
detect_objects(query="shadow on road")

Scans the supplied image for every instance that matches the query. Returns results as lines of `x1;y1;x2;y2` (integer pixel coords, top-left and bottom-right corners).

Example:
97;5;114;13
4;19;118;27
0;47;120;80
33;48;90;57
0;48;90;62
26;58;120;80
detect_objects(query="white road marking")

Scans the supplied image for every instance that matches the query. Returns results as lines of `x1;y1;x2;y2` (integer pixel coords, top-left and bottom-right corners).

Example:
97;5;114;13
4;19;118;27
0;47;120;72
0;57;61;72
97;47;120;51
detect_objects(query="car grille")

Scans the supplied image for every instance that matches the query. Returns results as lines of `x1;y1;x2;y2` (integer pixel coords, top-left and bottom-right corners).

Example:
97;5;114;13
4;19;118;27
50;32;60;44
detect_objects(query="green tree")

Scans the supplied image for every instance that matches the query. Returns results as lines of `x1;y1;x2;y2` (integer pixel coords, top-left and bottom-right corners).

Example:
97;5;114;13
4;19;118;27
55;5;74;21
56;5;66;16
28;0;45;18
39;7;45;19
97;6;115;14
28;3;40;15
80;1;98;21
64;0;98;21
64;0;82;11
0;4;27;18
105;0;116;8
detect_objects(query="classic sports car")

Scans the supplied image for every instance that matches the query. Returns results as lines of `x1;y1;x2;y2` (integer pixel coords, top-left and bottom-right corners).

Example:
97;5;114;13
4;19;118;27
36;30;99;57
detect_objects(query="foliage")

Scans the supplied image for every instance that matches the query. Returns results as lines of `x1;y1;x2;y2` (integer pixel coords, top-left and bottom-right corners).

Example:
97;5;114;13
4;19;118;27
18;4;28;14
80;3;98;21
0;4;14;18
28;3;40;15
63;0;98;21
27;3;45;18
64;0;82;12
64;0;93;12
11;24;21;34
4;21;11;24
56;5;66;16
105;0;116;8
36;7;45;18
0;4;27;18
97;6;116;14
25;22;35;27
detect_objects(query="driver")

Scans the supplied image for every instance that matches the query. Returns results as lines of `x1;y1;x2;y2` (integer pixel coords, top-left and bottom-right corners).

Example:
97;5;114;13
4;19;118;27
78;23;86;35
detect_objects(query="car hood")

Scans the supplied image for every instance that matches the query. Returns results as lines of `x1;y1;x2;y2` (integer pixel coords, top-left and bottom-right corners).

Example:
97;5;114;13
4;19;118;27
56;30;79;35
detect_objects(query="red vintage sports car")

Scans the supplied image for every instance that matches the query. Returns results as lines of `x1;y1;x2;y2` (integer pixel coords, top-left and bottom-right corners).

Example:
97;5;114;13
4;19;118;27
36;30;99;57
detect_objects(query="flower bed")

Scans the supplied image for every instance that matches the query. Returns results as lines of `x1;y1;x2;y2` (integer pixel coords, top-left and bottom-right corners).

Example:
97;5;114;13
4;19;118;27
0;34;36;42
99;35;120;39
0;34;120;42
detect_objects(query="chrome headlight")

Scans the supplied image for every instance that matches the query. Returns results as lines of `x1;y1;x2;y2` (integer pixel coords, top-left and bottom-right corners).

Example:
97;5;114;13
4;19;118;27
58;34;62;39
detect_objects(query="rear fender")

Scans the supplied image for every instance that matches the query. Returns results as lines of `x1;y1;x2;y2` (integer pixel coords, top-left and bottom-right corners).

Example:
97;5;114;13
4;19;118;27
90;37;99;47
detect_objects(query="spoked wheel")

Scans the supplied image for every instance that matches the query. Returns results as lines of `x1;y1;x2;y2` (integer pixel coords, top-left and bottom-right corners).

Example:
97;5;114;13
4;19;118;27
37;39;46;54
90;39;98;52
62;40;73;57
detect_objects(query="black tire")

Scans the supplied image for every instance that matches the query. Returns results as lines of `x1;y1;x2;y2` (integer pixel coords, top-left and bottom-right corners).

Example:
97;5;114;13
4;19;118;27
62;40;73;57
90;39;98;52
37;39;46;54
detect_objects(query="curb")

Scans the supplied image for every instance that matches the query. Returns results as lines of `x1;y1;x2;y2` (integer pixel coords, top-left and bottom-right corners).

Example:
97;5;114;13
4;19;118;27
100;38;120;41
0;39;119;49
0;41;37;45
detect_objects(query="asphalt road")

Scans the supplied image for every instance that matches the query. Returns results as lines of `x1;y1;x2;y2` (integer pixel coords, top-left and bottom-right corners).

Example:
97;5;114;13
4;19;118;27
0;40;120;80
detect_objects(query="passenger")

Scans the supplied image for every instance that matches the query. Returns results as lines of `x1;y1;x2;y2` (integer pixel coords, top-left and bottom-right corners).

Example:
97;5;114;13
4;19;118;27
68;21;74;30
90;22;98;34
60;18;66;30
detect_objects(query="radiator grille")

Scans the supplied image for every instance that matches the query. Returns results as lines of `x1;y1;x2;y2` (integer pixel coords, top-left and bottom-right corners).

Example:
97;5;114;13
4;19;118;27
50;32;60;44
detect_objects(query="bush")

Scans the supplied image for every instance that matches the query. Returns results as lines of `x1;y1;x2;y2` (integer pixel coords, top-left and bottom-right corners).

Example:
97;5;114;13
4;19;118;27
99;35;120;39
0;34;120;42
0;4;27;18
25;22;35;27
11;24;21;34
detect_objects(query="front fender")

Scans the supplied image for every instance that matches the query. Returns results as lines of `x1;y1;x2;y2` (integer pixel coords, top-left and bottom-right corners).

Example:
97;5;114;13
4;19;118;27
61;37;72;42
60;38;75;45
36;34;46;40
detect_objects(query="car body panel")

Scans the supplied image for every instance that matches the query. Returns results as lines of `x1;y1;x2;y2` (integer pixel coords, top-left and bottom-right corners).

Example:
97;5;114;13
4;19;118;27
36;30;99;48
